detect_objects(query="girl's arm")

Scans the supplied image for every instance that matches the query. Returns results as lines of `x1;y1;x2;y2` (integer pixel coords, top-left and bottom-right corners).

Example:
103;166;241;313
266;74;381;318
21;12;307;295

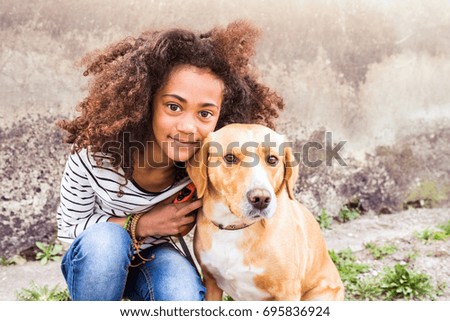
56;152;109;242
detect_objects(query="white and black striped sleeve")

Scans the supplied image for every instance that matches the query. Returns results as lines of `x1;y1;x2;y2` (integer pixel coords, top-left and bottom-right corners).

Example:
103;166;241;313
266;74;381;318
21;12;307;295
56;152;108;241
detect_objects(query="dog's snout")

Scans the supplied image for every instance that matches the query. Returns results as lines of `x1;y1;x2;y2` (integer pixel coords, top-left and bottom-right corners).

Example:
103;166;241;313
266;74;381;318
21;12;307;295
247;188;271;210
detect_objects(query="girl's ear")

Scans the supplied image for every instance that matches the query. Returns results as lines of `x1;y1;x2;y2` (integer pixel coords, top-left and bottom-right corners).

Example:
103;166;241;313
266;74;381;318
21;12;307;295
186;137;210;198
283;144;299;200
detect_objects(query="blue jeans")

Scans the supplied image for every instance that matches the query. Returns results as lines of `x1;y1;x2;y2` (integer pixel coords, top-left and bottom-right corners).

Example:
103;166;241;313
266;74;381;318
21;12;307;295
61;222;205;301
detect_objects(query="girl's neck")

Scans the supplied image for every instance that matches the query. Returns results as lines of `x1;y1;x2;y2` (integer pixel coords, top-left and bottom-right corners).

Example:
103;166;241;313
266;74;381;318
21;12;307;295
132;149;176;193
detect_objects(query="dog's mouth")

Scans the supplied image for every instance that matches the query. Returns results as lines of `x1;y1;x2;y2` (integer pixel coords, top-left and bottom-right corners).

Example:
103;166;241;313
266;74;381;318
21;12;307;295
227;206;266;224
246;209;269;220
208;202;272;231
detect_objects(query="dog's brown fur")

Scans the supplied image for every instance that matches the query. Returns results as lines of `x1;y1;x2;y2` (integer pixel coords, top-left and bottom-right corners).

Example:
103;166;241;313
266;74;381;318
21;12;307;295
187;124;344;300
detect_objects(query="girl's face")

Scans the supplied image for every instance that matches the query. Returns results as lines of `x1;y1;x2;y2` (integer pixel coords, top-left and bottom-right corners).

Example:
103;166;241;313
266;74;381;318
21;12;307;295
150;65;224;165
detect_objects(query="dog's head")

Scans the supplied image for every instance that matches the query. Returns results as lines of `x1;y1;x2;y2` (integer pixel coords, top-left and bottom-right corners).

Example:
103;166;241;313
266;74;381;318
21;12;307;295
187;124;298;227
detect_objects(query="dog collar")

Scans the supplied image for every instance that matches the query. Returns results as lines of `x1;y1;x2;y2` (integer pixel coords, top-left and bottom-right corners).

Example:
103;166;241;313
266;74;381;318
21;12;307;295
212;221;256;231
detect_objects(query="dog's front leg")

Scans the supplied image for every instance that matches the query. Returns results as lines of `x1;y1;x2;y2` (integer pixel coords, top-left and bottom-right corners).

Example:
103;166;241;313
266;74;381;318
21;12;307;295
203;269;223;301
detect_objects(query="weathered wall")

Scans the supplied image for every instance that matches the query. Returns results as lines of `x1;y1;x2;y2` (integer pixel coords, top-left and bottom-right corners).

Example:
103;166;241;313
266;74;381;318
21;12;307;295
1;0;449;258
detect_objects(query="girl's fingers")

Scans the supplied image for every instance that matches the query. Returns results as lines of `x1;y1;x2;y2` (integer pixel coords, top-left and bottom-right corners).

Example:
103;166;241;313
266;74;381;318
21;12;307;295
175;199;203;216
180;214;196;226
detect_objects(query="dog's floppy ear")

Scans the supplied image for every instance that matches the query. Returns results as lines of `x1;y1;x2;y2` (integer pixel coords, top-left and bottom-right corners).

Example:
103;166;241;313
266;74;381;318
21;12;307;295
187;137;210;198
283;144;299;200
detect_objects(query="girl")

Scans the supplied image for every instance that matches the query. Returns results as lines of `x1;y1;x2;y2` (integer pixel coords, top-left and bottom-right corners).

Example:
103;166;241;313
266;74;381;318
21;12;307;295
57;20;284;301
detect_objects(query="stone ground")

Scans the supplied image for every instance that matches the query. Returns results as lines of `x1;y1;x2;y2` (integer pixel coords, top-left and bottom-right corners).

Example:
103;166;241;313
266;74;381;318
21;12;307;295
1;207;448;301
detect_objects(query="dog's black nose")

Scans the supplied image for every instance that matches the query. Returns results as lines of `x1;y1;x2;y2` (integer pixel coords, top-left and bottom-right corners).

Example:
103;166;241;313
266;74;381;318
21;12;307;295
247;188;271;210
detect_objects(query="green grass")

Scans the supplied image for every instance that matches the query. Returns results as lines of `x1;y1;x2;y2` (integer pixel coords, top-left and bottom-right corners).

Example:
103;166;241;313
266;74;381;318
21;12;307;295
329;249;369;300
328;248;370;300
330;248;444;300
438;220;450;236
415;220;450;243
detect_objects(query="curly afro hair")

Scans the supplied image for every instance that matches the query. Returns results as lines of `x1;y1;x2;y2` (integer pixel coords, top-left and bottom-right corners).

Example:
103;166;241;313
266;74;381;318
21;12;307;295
58;20;284;180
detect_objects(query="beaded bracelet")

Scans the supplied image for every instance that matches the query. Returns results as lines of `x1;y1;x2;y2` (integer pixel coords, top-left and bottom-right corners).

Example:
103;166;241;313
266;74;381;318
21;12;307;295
127;213;154;267
123;215;132;230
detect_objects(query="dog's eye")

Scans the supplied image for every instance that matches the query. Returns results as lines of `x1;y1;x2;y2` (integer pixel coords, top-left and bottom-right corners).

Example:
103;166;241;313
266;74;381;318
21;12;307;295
266;155;279;166
224;154;238;164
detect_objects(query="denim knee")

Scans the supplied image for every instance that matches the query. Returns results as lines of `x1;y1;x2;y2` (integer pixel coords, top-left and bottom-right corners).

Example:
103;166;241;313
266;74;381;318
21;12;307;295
148;244;205;301
61;222;133;300
65;222;133;266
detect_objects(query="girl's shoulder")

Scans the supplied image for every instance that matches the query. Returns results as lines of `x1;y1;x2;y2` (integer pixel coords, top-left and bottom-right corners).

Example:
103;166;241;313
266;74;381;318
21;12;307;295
72;147;126;180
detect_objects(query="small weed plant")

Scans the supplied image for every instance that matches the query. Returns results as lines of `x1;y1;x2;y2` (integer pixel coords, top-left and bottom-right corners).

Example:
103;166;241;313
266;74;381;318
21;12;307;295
328;249;370;300
0;257;9;266
35;242;63;265
350;277;383;301
364;242;397;260
338;206;360;222
0;255;26;266
404;251;418;263
415;220;450;243
415;229;447;242
316;209;332;230
379;264;436;300
17;282;70;301
438;220;450;235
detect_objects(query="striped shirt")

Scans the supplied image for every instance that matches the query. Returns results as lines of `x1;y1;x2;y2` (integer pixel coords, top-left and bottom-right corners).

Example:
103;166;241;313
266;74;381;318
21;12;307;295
56;148;191;248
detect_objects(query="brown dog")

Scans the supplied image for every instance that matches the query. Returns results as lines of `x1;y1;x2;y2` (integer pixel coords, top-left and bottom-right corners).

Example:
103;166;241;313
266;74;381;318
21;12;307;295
187;124;344;300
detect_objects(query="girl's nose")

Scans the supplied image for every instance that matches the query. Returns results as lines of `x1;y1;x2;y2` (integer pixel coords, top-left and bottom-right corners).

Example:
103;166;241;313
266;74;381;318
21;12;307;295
176;114;197;134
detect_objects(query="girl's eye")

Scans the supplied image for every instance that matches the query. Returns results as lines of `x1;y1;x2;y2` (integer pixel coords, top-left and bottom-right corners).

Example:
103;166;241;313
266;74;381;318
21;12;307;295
266;155;279;166
224;154;238;165
167;103;181;112
199;110;213;119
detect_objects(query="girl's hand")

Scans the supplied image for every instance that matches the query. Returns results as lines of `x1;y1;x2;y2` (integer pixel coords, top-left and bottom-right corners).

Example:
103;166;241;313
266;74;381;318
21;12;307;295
136;199;202;238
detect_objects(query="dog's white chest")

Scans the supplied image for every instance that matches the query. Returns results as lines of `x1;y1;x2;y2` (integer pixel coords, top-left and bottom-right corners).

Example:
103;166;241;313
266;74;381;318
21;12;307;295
199;230;269;300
